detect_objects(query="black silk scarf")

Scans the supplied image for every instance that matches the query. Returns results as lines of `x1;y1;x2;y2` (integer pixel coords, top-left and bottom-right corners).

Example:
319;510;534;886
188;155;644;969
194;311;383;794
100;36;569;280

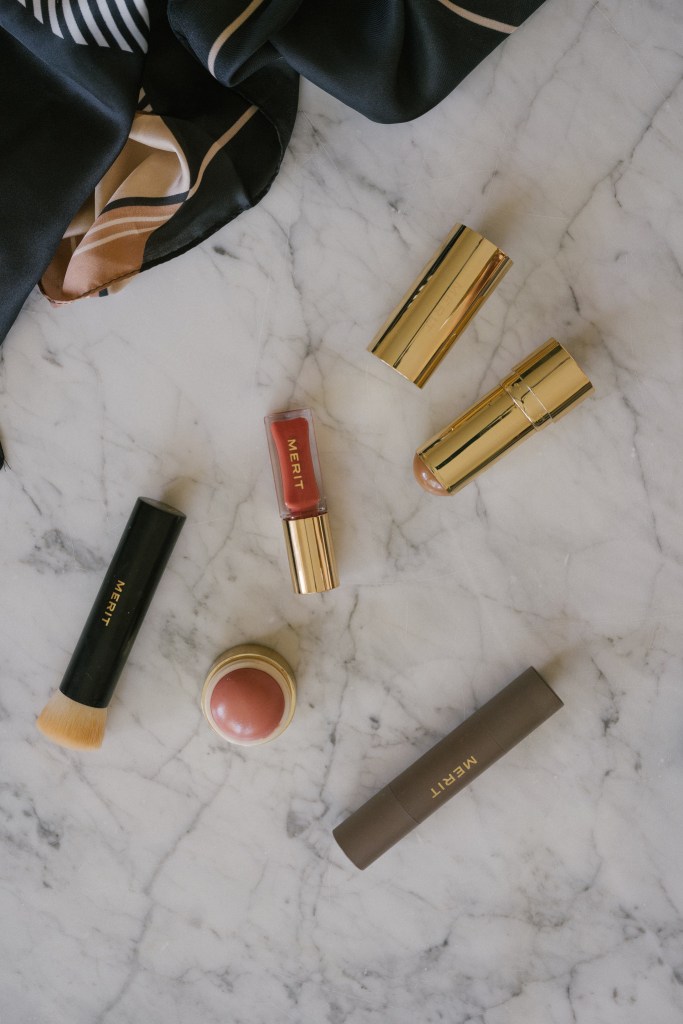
0;1;546;344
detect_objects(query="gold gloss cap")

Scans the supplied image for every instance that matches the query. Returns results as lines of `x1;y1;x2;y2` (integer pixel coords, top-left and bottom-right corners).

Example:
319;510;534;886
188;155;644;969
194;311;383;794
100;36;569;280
368;224;512;387
283;512;339;594
416;339;594;495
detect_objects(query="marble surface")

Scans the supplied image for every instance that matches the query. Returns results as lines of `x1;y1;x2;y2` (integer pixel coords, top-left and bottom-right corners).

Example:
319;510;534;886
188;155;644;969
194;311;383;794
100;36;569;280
1;1;682;1021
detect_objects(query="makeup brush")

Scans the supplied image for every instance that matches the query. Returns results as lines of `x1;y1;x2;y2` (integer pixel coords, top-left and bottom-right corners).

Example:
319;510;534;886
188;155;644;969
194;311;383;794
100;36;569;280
37;497;186;750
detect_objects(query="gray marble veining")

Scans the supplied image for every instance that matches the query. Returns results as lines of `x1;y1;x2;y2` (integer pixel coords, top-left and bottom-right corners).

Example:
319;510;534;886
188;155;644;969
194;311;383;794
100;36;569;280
1;1;682;1021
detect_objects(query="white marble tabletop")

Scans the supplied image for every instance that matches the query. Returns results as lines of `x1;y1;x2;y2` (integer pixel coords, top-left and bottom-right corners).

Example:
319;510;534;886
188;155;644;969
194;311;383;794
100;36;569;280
1;1;682;1021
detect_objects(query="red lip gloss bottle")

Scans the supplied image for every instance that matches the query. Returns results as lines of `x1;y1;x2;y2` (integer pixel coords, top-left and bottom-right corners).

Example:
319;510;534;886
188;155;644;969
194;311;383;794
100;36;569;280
265;409;339;594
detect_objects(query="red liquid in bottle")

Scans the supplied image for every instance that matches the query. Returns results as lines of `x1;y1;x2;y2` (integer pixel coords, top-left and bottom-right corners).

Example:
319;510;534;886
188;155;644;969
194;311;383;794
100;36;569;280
269;417;321;516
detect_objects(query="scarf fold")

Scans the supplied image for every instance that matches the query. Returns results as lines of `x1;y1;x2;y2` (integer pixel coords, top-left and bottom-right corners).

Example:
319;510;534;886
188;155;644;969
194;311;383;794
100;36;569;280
0;0;545;339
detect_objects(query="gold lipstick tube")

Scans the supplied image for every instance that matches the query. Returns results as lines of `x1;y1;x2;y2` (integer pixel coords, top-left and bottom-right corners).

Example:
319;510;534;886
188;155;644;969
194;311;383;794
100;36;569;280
414;339;594;496
368;224;511;387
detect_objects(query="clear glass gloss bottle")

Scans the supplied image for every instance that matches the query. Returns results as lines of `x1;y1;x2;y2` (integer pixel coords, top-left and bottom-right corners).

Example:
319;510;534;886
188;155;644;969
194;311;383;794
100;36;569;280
265;408;339;594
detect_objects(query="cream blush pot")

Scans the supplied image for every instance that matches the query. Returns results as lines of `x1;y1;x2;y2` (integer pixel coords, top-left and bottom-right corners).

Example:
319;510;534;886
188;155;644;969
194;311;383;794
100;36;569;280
201;645;296;746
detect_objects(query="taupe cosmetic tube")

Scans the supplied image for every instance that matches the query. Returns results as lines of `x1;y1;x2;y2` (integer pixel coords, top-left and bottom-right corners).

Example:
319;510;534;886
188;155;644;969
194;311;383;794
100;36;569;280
333;667;562;869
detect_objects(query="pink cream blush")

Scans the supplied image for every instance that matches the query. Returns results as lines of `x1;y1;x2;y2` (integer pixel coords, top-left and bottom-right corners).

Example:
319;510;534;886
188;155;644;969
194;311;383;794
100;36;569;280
209;667;285;741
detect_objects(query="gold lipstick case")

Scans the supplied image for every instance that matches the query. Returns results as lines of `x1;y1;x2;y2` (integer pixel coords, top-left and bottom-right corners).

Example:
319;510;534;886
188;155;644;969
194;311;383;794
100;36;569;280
368;224;511;387
414;339;594;495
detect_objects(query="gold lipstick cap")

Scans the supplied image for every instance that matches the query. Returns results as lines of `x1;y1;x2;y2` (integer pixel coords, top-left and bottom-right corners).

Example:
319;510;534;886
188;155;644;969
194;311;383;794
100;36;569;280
283;513;339;594
368;224;511;387
414;339;593;495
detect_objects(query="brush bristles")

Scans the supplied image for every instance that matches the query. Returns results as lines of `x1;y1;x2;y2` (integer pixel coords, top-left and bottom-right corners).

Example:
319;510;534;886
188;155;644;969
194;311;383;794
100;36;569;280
36;690;108;750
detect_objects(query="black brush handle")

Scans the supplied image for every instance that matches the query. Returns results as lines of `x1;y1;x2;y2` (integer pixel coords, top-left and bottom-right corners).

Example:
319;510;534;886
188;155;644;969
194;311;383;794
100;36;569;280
59;498;186;708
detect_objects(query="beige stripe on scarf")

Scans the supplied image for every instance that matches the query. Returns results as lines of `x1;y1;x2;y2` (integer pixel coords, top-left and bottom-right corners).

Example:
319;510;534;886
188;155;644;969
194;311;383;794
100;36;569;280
187;105;258;199
43;105;259;301
436;0;517;34
71;106;257;258
208;0;266;77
